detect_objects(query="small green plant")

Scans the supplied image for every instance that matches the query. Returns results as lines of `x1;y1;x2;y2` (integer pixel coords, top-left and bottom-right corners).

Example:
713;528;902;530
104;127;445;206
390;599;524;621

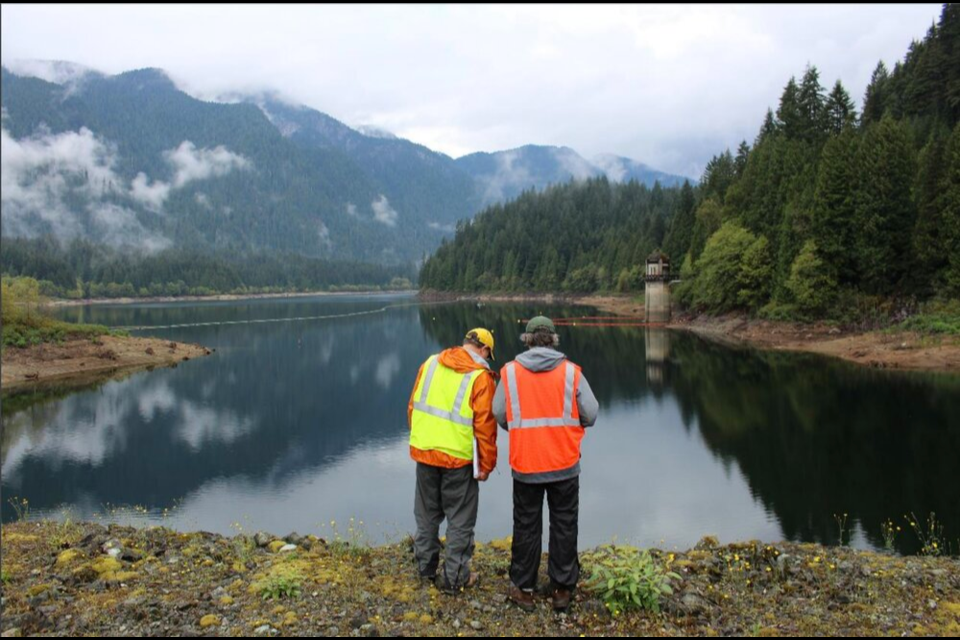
7;497;30;522
905;511;946;557
880;519;900;553
894;299;960;336
324;517;371;562
1;569;12;584
48;512;82;552
260;573;302;600
229;521;256;565
232;535;256;566
834;512;849;547
582;545;680;615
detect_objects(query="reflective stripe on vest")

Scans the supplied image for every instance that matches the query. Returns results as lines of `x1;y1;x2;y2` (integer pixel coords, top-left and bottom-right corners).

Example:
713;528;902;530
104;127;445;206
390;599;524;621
503;359;583;475
410;355;481;460
503;361;581;429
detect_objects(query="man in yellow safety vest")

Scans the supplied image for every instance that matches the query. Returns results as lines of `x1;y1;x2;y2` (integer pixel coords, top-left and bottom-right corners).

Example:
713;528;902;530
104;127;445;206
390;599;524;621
408;327;498;593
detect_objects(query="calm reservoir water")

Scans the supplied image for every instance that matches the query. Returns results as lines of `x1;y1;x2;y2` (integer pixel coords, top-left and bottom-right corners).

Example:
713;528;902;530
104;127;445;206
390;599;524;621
2;293;958;553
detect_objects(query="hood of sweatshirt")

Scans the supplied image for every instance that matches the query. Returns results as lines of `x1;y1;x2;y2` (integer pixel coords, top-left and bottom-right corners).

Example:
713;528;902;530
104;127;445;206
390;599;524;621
515;346;567;372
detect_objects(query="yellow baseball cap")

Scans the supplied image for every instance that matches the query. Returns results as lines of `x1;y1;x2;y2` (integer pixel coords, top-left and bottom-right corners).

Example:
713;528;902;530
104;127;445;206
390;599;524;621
466;327;495;360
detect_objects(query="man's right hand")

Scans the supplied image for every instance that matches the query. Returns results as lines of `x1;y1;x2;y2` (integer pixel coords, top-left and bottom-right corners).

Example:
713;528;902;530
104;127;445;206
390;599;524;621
477;471;489;481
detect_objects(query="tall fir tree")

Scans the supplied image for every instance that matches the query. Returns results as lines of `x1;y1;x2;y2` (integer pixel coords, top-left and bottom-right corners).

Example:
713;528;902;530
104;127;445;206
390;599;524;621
663;181;697;261
940;3;960;126
862;61;890;126
940;122;960;295
812;130;860;285
825;80;858;135
911;128;949;293
734;141;751;177
756;109;779;145
777;76;803;140
855;115;917;295
701;151;737;203
797;65;828;142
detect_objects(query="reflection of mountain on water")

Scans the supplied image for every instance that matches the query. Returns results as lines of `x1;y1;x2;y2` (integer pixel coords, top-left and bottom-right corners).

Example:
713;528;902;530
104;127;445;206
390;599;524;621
666;335;960;554
1;304;433;521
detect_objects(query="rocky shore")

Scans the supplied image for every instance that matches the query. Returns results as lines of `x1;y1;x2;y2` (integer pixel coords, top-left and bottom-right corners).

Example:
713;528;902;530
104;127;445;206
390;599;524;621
2;521;958;637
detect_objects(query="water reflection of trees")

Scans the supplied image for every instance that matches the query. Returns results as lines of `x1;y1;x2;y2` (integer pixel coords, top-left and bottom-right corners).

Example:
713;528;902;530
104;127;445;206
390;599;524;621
425;304;960;553
667;334;960;554
6;300;959;555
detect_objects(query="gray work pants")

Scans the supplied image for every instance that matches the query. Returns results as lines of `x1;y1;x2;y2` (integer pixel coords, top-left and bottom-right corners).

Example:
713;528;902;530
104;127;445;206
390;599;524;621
413;462;479;590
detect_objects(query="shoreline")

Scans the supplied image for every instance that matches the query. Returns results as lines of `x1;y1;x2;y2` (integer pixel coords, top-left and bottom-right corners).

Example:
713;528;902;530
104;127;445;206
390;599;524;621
420;291;960;374
670;312;960;374
419;291;647;318
44;289;418;308
1;335;211;394
1;520;957;637
6;290;417;392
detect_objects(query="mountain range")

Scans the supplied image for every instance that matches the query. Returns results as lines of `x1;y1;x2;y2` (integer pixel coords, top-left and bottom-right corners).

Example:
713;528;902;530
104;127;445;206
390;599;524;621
1;61;690;263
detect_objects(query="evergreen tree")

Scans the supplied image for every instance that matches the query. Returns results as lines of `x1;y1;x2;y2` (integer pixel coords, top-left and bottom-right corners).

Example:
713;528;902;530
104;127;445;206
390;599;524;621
911;128;949;292
757;109;778;145
797;65;828;142
734;141;751;177
688;198;724;261
905;25;945;121
825;80;858;135
855;115;917;294
941;122;960;295
942;3;960;126
862;61;890;126
701;151;737;203
812;129;860;283
663;181;697;261
777;77;803;139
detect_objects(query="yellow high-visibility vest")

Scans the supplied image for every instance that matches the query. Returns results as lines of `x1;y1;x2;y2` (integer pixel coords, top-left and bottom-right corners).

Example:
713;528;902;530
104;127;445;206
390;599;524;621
410;355;482;461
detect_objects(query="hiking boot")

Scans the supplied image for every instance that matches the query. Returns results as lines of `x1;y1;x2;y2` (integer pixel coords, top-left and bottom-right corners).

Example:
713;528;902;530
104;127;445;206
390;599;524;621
460;571;479;590
550;587;572;612
438;571;479;594
508;585;536;612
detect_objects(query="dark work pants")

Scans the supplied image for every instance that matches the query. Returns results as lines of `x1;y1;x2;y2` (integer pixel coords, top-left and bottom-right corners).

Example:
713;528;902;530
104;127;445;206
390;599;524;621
413;462;479;590
509;476;580;591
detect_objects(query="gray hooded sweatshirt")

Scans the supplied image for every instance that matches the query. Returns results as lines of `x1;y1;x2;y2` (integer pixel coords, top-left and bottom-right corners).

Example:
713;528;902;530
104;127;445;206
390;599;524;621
492;347;599;483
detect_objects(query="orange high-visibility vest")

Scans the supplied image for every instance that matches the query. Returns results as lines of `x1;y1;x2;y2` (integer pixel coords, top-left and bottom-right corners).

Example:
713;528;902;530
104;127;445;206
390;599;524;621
502;359;584;475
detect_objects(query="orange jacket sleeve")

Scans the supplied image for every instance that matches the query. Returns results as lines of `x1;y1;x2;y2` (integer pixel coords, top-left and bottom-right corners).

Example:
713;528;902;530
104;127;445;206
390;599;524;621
471;371;498;475
408;360;425;430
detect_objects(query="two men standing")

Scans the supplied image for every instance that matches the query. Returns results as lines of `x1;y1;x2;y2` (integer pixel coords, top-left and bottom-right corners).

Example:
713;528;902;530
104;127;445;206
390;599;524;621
408;316;598;611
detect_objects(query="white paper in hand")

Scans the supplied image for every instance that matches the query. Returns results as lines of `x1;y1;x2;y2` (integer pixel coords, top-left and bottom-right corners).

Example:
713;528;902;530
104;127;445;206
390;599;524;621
473;436;480;479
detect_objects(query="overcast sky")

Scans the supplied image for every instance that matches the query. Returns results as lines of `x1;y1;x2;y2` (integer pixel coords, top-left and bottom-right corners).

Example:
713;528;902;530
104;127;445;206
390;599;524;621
0;4;944;178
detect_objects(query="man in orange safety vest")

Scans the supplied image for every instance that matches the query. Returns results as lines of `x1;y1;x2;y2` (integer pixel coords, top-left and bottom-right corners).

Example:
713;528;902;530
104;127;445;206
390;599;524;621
492;315;598;612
